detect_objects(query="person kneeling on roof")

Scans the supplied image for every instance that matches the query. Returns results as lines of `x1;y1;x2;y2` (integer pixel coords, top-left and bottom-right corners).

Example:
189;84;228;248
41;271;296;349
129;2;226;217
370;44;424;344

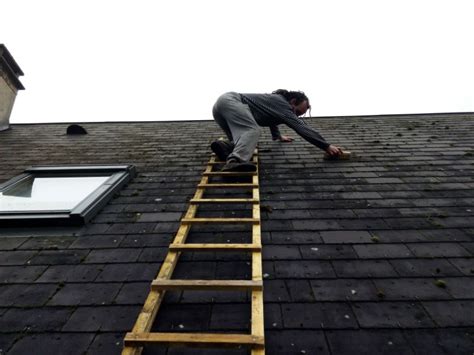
211;89;343;172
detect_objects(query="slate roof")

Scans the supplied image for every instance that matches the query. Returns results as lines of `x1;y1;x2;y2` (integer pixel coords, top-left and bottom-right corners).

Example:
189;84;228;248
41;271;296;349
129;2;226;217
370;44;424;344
0;113;473;354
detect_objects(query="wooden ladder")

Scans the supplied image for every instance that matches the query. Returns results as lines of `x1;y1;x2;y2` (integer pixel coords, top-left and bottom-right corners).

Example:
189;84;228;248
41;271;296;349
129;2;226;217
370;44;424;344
123;151;265;354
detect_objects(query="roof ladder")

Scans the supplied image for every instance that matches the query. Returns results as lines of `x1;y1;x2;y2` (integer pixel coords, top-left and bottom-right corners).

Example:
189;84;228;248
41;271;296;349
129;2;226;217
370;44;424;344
123;151;265;354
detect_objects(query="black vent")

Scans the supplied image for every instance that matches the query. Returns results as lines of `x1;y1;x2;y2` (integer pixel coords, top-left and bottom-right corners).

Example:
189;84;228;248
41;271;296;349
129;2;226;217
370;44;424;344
67;124;87;135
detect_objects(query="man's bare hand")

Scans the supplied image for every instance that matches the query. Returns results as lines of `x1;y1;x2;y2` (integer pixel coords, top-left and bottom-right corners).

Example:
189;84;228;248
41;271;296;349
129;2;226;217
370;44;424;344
325;144;343;156
279;135;294;142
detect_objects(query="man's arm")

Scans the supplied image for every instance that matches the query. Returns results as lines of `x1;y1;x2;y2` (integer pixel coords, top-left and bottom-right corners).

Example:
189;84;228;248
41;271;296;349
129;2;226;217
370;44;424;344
269;125;281;140
270;125;294;142
279;109;331;150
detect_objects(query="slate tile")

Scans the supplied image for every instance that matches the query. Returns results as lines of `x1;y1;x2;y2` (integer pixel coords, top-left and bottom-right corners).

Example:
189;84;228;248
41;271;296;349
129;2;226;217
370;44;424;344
428;216;474;229
285;280;315;302
152;222;180;233
84;248;141;263
274;260;335;278
0;251;36;265
18;236;75;250
300;244;357;260
264;280;291;302
292;219;342;231
214;251;251;262
173;261;216;279
407;243;470;257
383;217;434;229
179;290;247;304
264;303;283;329
1;307;73;332
267;209;313;220
367;198;414;208
29;249;89;265
0;265;47;283
87;333;123;355
404;328;474;355
320;230;373;244
265;330;330;355
448;258;474;276
314;208;359;219
310;279;378;301
390;258;462;277
114;282;150;305
422;300;474;326
326;329;411;355
137;212;183;222
91;213;137;224
353;208;403;218
96;263;159;282
68;234;125;249
0;237;27;250
442;277;474;299
337;218;390;230
263;261;275;279
271;231;322;244
0;334;18;354
353;244;413;258
340;192;382;199
215;261;251;279
79;223;110;235
262;220;294;232
332;259;398;278
282;303;358;329
461;242;474;254
210;303;250;330
137;247;168;262
106;222;157;234
419;228;472;242
62;306;141;331
153;304;211;331
0;284;57;307
48;283;121;306
373;278;452;300
7;333;95;355
36;264;102;282
120;233;173;247
263;245;301;260
352;302;435;328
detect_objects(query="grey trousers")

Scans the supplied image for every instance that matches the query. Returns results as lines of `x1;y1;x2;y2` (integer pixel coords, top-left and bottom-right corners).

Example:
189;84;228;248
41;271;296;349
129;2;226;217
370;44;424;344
212;92;260;163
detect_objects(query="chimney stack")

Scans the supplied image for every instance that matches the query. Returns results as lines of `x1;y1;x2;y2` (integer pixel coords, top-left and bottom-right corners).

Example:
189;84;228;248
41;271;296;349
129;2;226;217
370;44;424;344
0;44;24;131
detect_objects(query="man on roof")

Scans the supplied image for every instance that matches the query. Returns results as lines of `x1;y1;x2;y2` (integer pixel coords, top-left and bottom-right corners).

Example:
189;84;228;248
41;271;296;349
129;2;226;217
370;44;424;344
211;89;343;172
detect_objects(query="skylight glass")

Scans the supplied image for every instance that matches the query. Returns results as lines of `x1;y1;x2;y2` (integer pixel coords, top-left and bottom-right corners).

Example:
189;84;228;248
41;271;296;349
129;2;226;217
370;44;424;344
0;176;110;212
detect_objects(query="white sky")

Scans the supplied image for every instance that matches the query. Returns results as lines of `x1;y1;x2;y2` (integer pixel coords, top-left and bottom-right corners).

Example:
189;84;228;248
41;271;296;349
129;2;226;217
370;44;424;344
2;0;474;123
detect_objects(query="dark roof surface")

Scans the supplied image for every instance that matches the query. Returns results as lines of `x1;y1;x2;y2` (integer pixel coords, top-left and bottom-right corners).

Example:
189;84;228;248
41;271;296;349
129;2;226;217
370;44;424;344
0;114;473;354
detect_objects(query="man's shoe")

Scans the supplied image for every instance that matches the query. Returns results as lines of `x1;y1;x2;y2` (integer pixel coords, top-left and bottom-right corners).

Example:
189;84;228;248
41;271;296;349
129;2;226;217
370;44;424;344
211;140;234;161
221;158;257;172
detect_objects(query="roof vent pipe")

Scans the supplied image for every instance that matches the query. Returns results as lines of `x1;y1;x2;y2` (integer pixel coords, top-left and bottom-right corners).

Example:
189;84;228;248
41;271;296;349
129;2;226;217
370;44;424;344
0;44;25;131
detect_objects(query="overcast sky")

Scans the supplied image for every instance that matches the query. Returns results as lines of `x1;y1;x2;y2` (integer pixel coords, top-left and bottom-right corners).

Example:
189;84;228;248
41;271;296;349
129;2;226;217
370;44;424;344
2;0;473;123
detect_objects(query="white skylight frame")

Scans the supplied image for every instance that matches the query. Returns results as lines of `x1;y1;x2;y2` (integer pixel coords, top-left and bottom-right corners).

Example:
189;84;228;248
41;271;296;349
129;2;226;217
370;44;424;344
0;165;135;226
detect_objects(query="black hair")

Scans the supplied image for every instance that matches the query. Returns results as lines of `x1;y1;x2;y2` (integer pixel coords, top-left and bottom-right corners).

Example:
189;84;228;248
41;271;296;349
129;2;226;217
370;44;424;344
272;89;310;106
272;89;311;116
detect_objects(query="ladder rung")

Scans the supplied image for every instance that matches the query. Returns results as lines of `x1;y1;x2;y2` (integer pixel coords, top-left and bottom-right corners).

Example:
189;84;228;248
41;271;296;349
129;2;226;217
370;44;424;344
190;198;259;204
203;172;257;176
151;279;263;291
181;218;259;224
198;183;258;188
208;160;258;166
124;332;265;347
169;243;262;252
